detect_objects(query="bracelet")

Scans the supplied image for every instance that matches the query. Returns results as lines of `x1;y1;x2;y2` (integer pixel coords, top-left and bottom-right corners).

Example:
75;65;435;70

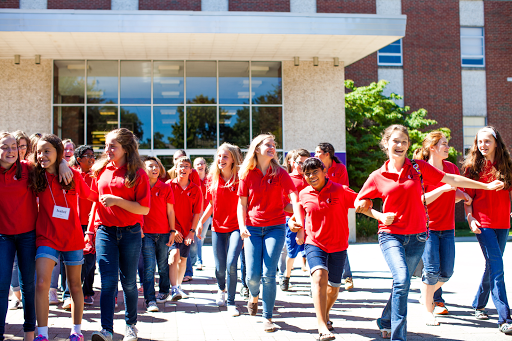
190;229;196;233
170;230;176;233
84;231;95;235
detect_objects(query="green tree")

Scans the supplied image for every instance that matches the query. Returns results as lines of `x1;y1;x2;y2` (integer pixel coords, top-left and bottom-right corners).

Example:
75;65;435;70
345;80;459;191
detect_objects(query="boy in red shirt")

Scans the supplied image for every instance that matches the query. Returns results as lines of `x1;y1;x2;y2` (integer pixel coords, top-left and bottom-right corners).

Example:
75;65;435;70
166;156;202;301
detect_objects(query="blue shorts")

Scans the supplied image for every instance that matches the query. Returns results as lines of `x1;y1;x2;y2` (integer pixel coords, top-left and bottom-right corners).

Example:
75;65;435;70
304;243;347;287
169;241;191;259
285;224;305;258
36;246;84;266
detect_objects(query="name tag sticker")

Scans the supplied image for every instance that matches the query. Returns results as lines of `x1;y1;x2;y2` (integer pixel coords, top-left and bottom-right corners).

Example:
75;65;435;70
53;206;70;220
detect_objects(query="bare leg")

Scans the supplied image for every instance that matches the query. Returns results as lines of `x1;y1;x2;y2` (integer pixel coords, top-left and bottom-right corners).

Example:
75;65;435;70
24;331;35;341
325;284;340;323
421;281;444;325
169;250;180;287
311;269;332;335
35;258;56;329
65;264;84;325
285;257;295;278
14;290;22;301
177;257;187;286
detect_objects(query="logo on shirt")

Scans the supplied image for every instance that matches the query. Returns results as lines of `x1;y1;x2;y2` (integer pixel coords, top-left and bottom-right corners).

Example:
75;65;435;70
408;175;413;179
331;173;335;177
187;192;191;196
13;175;17;180
268;179;272;184
156;192;159;197
327;196;339;205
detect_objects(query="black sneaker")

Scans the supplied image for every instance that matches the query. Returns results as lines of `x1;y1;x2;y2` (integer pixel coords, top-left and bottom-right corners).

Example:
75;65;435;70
240;286;249;300
280;277;290;291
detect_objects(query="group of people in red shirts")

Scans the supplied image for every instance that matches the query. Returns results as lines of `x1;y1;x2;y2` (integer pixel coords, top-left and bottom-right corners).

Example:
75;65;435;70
1;123;511;341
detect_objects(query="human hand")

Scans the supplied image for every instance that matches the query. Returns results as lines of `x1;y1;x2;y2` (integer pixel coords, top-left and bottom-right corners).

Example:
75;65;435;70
166;233;176;247
463;192;473;206
379;212;396;226
240;227;251;240
487;180;504;191
288;216;302;233
295;228;304;245
468;215;482;234
174;231;183;243
355;199;373;213
184;232;195;246
440;184;456;193
99;194;119;207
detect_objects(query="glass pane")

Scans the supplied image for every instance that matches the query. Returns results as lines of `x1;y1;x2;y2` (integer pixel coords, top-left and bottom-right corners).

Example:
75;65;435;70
154;61;184;104
120;106;152;149
461;27;483;37
219;106;250;147
378;55;402;64
87;61;118;104
252;107;282;148
53;106;84;145
463;116;486;126
186;106;217;149
251;62;282;104
87;106;118;149
379;43;401;54
461;37;483;55
189;155;215;167
154;106;185;149
53;60;85;104
219;61;249;104
464;136;476;147
186;61;217;104
120;61;151;104
157;155;174;171
462;58;484;66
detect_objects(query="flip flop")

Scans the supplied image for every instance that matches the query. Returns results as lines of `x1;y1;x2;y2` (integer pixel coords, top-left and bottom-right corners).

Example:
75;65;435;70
182;276;193;282
316;332;335;341
327;321;334;331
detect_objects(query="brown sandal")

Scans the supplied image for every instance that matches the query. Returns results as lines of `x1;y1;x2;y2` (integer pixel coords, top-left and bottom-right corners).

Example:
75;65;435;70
247;301;258;316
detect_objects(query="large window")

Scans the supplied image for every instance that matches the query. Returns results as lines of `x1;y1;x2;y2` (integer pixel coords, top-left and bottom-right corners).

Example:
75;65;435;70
52;60;283;156
378;39;403;66
463;116;486;152
461;27;485;67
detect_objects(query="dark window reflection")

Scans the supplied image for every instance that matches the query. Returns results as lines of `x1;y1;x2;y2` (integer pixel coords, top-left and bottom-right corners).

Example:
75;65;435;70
53;106;84;145
186;61;216;104
186;106;217;149
121;61;151;104
219;106;250;148
252;107;282;147
189;154;215;167
219;62;249;104
87;106;118;149
154;61;184;105
154;106;184;150
251;62;282;105
87;61;118;104
120;106;151;149
53;60;85;104
156;155;174;172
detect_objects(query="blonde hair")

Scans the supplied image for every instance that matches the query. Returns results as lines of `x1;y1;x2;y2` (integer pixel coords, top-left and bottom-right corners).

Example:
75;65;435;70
239;134;281;180
283;150;296;173
208;143;243;191
413;131;446;161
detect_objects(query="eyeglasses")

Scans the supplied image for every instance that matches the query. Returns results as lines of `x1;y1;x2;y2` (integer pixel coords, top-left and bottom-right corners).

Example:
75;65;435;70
81;154;96;159
304;169;320;178
294;161;304;166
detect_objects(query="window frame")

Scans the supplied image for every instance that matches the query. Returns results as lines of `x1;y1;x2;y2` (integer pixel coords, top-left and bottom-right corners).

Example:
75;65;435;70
460;27;485;68
377;39;403;67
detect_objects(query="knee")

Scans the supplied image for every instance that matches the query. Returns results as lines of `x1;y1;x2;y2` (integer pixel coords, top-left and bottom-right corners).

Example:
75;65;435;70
393;273;410;292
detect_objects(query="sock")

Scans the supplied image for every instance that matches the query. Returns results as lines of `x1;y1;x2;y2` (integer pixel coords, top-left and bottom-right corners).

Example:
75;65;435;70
38;326;49;338
71;324;81;335
172;285;178;290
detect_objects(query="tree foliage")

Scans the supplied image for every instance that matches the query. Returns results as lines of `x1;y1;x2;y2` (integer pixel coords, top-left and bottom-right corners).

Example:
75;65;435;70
345;80;459;191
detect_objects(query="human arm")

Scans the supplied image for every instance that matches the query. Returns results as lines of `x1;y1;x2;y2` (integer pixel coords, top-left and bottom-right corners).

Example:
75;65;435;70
289;191;302;228
455;189;472;205
84;202;97;245
422;184;457;205
362;208;396;226
464;203;481;234
99;194;150;215
294;202;305;245
58;159;73;184
166;203;176;246
237;196;251;239
197;202;213;238
184;213;200;246
442;173;504;191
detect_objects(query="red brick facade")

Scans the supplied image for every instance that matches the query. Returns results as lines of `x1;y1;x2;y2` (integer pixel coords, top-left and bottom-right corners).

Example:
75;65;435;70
48;0;110;9
317;0;375;14
344;53;378;88
484;1;512;147
0;0;19;8
139;0;201;11
229;0;289;12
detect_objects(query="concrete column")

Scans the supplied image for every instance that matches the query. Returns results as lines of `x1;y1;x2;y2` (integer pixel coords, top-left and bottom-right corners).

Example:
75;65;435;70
111;0;138;10
202;0;228;11
20;0;47;9
290;0;316;13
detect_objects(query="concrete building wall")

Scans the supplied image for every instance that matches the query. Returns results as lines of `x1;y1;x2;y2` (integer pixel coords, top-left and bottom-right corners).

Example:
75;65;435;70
20;0;47;9
378;68;404;107
48;0;110;9
139;0;201;11
229;0;289;12
461;70;487;117
0;59;52;135
290;0;315;13
460;0;484;27
202;0;228;11
111;0;138;10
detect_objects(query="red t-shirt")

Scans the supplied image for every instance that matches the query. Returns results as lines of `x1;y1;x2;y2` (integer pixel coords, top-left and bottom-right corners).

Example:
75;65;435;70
284;172;309;218
143;180;175;234
300;180;357;253
465;161;512;230
167;179;202;236
206;176;239;233
92;163;151;228
200;176;208;211
326;161;349;186
426;161;460;231
357;159;445;235
76;168;93;226
0;161;37;235
36;169;93;251
238;166;297;227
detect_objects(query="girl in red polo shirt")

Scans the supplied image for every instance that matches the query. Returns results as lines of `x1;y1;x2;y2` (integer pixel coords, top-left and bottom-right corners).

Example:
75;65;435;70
237;134;301;332
30;134;97;341
85;128;151;341
198;143;243;315
355;125;504;340
462;126;512;334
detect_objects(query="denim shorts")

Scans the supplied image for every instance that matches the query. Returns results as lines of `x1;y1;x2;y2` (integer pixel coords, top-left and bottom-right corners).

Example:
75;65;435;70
304;243;347;287
169;240;191;258
285;224;305;259
36;246;84;266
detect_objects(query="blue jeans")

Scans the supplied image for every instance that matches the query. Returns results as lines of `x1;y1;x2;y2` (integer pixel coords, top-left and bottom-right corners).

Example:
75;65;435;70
244;224;286;319
185;234;199;277
96;224;142;333
434;287;444;303
342;256;352;279
422;230;455;285
0;230;36;339
472;228;512;325
378;232;427;341
240;250;247;288
142;233;170;304
212;230;243;305
10;255;20;291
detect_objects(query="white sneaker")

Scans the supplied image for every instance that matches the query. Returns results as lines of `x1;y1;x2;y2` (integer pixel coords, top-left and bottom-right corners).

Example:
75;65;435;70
227;305;240;316
170;287;182;301
178;285;188;299
216;290;226;306
146;301;159;312
62;298;72;310
8;299;22;310
91;329;113;341
49;288;59;305
123;324;138;341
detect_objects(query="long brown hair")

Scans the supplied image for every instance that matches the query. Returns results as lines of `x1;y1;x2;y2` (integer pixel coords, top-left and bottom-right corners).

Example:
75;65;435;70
12;130;31;161
413;131;446;161
282;150;296;173
462;126;512;189
0;132;22;180
317;143;341;164
208;143;243;190
92;128;144;188
379;125;410;157
239;134;281;180
30;134;74;194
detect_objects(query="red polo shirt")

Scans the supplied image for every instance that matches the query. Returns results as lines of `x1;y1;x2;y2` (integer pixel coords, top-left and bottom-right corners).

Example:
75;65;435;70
357;159;445;235
326;161;349;186
143;180;175;234
76;168;94;226
238;166;297;227
37;169;95;251
0;161;37;235
206;176;239;233
284;172;309;218
300;180;357;253
168;179;202;236
426;161;460;231
200;176;208;211
465;161;512;230
92;163;151;228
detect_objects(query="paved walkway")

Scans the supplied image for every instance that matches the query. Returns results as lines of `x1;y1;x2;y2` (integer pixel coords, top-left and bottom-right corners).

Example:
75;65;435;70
5;238;512;340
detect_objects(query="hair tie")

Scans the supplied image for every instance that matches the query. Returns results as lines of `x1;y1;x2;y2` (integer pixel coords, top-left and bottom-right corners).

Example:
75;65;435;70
479;127;497;139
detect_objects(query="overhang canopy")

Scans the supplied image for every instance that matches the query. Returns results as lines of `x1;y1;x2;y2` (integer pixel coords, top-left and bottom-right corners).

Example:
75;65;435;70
0;9;406;65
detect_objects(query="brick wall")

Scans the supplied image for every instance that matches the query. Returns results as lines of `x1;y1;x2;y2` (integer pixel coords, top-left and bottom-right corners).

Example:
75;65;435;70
0;0;19;8
345;53;378;88
48;0;110;9
317;0;375;14
229;0;289;12
139;0;201;10
485;1;512;148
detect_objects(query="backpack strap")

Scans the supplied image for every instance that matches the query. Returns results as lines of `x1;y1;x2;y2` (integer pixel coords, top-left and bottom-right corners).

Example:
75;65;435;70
411;159;430;238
